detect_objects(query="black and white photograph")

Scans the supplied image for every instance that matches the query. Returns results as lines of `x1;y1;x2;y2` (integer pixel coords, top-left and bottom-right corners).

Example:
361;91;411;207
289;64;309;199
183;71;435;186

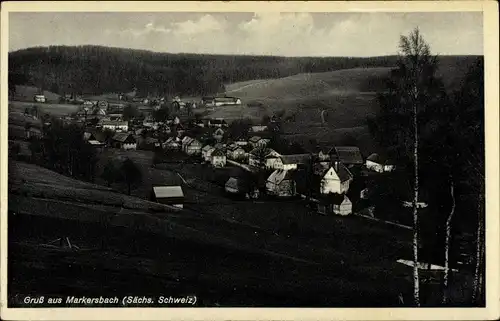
1;1;498;320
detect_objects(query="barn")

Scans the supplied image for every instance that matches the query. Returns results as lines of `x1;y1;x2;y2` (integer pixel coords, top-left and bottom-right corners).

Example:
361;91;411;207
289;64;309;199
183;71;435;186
151;186;184;209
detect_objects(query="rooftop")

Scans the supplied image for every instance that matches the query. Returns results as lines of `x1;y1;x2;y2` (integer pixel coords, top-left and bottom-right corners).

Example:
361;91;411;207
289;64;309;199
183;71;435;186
153;186;184;199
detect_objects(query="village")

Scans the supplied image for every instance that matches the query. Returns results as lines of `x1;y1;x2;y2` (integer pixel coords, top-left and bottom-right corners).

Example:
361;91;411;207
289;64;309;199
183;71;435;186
11;92;406;222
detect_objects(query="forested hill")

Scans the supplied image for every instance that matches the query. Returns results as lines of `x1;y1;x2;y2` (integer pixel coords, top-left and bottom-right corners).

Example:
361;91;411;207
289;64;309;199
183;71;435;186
8;45;482;97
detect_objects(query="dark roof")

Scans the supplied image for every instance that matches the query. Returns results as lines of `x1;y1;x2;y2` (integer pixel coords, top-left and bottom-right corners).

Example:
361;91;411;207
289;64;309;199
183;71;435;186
334;146;363;164
212;148;226;157
366;153;392;164
112;133;135;143
281;154;311;165
249;136;262;143
334;162;353;182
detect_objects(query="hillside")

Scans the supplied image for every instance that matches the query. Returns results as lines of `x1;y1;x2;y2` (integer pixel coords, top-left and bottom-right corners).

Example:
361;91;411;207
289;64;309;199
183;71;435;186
8;159;419;307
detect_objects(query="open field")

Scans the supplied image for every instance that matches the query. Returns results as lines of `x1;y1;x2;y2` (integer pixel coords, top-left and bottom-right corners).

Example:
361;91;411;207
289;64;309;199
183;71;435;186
12;85;61;102
8;157;425;306
9;100;81;117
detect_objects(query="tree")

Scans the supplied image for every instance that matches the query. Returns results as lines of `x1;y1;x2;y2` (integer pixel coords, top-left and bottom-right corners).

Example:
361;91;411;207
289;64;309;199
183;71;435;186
228;118;252;140
368;28;443;306
152;105;170;122
118;158;142;195
101;160;118;187
122;104;138;121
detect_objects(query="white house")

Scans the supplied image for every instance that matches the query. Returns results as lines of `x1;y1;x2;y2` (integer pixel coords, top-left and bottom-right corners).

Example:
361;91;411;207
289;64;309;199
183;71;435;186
184;138;202;156
202;145;215;162
33;95;46;103
365;153;396;173
317;194;353;216
211;148;227;167
319;162;353;195
102;120;128;132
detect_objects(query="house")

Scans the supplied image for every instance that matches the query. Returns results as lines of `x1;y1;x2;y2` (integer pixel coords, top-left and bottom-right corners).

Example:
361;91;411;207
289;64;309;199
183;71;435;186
183;138;202;156
265;170;297;197
248;147;281;168
280;154;312;171
208;118;228;128
98;101;109;109
102;120;128;132
195;119;205;128
213;128;225;141
365;153;396;173
333;146;364;166
111;133;137;150
248;136;270;148
87;139;105;152
151;186;184;209
162;137;181;150
319;162;353;195
211;148;227;167
25;127;42;140
235;139;249;147
226;143;246;161
213;96;242;106
317;194;353;216
250;125;268;133
202;145;215;162
33;95;46;103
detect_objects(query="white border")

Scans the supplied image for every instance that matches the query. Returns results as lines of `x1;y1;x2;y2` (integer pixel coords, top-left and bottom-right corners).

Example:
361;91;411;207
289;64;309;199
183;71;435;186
1;1;498;320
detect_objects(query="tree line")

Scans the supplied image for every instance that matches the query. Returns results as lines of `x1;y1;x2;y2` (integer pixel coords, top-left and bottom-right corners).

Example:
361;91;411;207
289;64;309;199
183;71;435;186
367;28;484;306
7;45;450;98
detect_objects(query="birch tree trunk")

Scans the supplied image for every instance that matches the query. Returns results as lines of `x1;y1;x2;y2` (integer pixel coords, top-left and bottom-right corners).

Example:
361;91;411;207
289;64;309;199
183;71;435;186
412;86;420;307
442;177;456;304
472;192;484;303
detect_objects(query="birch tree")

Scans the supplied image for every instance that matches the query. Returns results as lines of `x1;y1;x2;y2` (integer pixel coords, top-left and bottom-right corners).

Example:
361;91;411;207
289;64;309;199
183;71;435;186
368;28;442;306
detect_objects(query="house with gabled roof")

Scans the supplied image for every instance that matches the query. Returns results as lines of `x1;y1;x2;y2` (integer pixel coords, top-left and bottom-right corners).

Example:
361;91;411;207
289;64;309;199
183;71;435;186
226;143;246;161
317;193;353;216
318;161;353;195
211;148;227;167
248;136;270;148
202;145;215;162
366;153;396;173
111;132;137;150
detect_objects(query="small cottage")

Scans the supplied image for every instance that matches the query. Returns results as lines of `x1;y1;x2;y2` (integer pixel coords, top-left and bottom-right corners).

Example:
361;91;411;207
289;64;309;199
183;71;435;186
213;128;225;142
151;186;184;209
184;138;202;156
111;133;137;150
226;143;246;161
202;145;215;162
366;153;396;173
319;162;353;195
265;169;297;197
211;148;227;167
317;194;353;216
248;147;280;168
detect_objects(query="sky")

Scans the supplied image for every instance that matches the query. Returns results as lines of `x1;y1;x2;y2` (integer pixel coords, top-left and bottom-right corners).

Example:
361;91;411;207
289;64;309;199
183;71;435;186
9;12;483;57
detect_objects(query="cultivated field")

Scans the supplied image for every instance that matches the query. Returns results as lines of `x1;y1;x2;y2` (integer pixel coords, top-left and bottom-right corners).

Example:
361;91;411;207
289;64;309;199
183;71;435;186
9;100;80;117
